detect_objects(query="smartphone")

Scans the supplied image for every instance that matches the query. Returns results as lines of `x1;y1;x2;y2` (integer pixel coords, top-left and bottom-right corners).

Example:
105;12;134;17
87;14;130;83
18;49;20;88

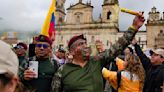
29;61;38;78
28;44;36;58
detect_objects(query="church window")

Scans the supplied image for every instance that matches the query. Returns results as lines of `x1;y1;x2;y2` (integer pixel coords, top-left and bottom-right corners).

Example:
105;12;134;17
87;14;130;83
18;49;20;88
56;2;59;8
75;12;83;24
61;3;63;7
104;0;108;4
160;29;163;33
159;29;164;36
107;40;109;46
61;36;63;41
107;11;112;20
56;2;58;6
91;36;95;42
76;15;80;24
58;17;63;23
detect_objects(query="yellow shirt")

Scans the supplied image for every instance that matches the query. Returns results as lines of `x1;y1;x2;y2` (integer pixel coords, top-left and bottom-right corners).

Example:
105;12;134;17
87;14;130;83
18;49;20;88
102;68;141;92
116;57;125;70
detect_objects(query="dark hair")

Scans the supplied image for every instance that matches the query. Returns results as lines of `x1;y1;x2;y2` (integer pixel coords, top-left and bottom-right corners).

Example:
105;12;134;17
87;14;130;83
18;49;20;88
0;73;13;86
0;73;30;92
160;55;163;58
127;47;134;54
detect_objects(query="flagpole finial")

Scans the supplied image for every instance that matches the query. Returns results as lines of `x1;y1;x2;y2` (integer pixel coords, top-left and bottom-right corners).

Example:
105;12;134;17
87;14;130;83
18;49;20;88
79;0;82;3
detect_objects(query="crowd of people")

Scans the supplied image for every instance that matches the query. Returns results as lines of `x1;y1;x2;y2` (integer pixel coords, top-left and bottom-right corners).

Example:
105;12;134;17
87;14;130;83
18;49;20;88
0;14;164;92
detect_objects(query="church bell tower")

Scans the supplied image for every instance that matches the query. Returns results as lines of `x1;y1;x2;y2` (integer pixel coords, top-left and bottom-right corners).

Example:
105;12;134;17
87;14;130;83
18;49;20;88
102;0;119;24
56;0;66;25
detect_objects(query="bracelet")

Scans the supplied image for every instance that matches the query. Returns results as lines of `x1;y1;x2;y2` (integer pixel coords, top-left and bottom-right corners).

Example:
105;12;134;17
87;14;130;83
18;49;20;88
130;25;138;31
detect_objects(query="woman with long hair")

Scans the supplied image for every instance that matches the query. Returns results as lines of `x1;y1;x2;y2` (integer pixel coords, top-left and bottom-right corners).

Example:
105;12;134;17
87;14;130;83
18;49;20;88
102;54;145;92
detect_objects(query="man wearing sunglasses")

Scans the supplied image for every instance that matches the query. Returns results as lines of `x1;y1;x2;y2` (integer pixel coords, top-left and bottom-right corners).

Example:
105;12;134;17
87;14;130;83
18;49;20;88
20;35;58;92
13;42;29;79
13;42;28;63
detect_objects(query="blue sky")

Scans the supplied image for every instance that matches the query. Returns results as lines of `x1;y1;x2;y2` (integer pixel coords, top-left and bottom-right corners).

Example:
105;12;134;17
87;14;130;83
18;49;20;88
0;0;164;31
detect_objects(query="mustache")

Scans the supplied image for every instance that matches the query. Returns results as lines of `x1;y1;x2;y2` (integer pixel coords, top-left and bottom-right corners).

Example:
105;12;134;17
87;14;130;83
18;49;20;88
80;47;92;55
80;47;91;52
80;47;91;60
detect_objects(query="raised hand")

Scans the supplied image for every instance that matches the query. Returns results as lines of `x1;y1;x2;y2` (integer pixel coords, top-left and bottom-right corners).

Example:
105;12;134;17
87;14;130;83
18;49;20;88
132;12;145;30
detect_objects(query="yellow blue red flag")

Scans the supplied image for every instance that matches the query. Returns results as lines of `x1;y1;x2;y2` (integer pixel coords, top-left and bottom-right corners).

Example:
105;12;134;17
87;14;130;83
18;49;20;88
40;0;56;39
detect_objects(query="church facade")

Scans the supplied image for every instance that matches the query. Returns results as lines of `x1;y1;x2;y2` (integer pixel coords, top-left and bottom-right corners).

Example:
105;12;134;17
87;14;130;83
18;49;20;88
54;0;163;49
146;7;164;49
54;0;121;49
2;1;163;49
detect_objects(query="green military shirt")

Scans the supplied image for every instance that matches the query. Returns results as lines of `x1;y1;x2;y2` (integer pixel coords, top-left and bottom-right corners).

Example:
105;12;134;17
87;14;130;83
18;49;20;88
51;28;137;92
18;56;28;79
21;57;58;92
29;59;56;92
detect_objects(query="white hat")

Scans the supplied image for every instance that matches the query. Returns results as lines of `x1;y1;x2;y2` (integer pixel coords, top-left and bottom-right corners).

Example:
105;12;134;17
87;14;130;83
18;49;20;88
151;49;164;58
0;40;19;76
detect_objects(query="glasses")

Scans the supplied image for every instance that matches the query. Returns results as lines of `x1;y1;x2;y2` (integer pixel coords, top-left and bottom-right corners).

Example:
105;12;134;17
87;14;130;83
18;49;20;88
35;44;49;49
14;45;24;49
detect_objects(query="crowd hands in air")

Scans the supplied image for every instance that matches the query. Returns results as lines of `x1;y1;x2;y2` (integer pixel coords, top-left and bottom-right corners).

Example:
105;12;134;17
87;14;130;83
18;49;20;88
0;13;164;92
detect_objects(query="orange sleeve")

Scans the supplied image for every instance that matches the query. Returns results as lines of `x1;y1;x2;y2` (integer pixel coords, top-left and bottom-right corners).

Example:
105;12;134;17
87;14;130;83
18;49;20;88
102;68;117;89
116;57;125;70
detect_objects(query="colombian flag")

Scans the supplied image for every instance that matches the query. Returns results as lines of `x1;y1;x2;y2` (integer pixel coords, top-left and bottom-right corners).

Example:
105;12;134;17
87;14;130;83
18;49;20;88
40;0;56;40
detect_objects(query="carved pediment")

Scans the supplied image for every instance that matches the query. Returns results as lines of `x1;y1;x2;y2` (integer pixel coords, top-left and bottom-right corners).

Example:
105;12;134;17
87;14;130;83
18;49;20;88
67;3;93;10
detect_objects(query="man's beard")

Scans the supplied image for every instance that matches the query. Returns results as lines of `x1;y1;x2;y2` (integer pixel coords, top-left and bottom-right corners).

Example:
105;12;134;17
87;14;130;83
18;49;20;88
80;47;91;61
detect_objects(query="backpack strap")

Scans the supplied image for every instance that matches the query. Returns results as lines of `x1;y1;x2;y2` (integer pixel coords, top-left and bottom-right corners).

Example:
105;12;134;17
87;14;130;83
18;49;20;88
117;70;122;91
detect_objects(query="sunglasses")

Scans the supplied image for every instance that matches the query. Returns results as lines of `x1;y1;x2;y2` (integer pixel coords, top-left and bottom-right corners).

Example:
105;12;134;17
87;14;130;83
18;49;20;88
35;44;49;49
14;45;24;49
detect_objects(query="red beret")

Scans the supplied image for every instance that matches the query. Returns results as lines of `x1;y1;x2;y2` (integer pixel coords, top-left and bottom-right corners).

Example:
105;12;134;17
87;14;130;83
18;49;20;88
68;34;86;49
16;42;28;50
36;35;52;45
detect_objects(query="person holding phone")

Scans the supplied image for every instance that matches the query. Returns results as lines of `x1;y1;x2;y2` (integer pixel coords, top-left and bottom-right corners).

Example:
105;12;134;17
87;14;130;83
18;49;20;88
20;35;58;92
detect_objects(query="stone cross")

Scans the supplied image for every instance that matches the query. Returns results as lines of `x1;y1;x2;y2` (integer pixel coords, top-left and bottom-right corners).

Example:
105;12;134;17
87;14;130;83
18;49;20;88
79;0;82;3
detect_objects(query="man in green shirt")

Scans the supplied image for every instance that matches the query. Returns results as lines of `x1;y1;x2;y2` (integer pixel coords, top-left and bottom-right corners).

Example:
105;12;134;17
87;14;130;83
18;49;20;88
51;15;145;92
21;35;58;92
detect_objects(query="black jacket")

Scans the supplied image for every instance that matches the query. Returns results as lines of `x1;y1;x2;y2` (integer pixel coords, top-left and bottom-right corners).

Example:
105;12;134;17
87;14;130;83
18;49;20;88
134;44;164;92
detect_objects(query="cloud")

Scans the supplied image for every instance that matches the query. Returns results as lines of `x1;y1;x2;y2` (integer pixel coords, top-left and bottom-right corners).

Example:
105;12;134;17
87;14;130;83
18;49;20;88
0;0;51;31
0;17;3;20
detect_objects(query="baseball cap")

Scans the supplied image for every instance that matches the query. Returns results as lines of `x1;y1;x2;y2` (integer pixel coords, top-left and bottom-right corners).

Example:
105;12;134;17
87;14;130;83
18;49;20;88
14;42;28;50
0;40;19;76
58;47;66;53
150;48;164;58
